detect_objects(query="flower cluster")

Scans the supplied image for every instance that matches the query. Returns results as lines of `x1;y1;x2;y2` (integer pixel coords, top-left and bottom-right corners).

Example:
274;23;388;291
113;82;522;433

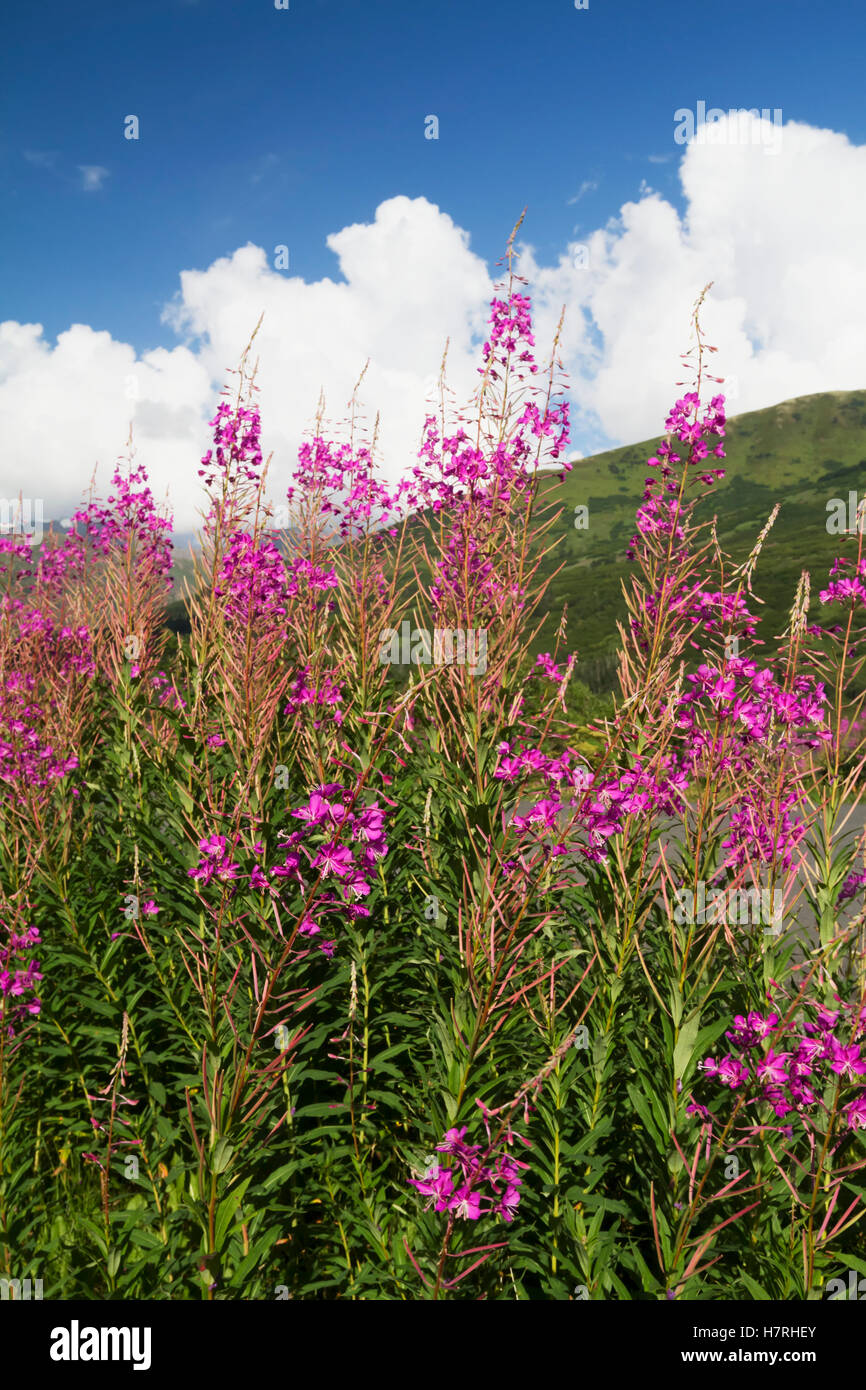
670;660;829;871
409;1110;530;1223
411;424;529;514
199;402;264;490
0;923;42;1037
269;785;387;954
531;652;565;682
11;608;95;678
188;833;249;889
0;605;94;798
410;406;570;520
283;668;345;728
409;288;570;518
428;526;501;618
494;741;592;792
627;392;726;561
187;786;387;958
28;532;87;596
691;1000;866;1130
149;671;187;711
495;644;827;873
286;556;339;596
676;661;828;749
819;556;866;609
287;438;409;540
479;292;538;380
635;585;758;654
0;672;80;790
214;532;291;627
397;287;571;666
671;659;830;816
494;740;688;862
663;393;727;468
0;536;39;597
71;463;173;588
720;790;809;874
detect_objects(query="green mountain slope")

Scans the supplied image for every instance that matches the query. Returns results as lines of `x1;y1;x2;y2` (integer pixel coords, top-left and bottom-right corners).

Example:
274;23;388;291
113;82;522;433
529;388;866;687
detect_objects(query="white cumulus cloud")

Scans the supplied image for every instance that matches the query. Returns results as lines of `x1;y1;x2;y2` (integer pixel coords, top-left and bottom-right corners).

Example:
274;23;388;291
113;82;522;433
1;115;864;537
517;112;866;446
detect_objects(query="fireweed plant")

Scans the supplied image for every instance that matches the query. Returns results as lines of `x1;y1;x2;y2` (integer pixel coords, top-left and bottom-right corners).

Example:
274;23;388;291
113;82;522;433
2;227;866;1300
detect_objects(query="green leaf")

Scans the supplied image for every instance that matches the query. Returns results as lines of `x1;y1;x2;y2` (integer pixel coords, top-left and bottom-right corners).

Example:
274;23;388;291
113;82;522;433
673;1010;703;1081
740;1272;772;1299
214;1177;252;1251
210;1139;234;1175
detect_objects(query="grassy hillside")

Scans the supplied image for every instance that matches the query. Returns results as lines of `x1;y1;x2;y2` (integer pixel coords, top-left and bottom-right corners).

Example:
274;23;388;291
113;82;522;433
527;388;866;687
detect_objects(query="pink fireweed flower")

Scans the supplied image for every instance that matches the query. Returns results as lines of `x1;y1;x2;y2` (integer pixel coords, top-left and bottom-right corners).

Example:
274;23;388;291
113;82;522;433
435;1126;475;1161
287;433;412;541
512;798;563;832
409;1163;455;1212
749;1011;780;1039
839;870;866;904
721;792;809;874
796;1036;824;1067
532;653;564;681
198;401;264;490
342;872;372;901
279;788;388;954
150;671;187;711
828;1039;866;1080
815;1006;840;1030
726;1012;781;1050
353;806;386;842
312;843;355;879
762;1088;796;1119
496;1183;523;1223
702;1055;750;1089
292;792;334;825
449;1185;483;1221
270;851;303;880
819;556;866;609
686;1099;713;1121
198;834;228;857
787;1078;818;1109
188;834;242;886
844;1094;866;1130
755;1049;791;1086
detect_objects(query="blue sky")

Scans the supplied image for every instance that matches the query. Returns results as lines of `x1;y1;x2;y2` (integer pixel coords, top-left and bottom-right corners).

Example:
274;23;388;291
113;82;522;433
2;0;865;529
5;0;863;352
